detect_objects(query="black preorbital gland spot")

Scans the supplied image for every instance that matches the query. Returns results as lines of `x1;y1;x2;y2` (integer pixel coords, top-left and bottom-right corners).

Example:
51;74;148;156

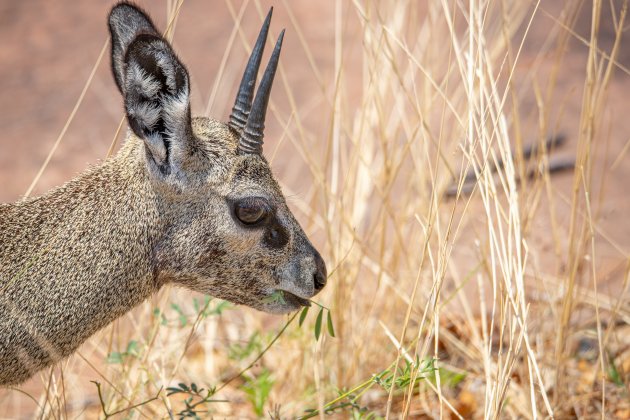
264;222;289;249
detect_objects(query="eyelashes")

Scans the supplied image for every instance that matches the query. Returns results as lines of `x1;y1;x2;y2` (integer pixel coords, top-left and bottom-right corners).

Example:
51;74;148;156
233;197;270;226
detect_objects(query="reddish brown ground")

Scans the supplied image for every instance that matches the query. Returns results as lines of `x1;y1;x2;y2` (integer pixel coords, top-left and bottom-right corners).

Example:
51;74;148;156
0;0;628;417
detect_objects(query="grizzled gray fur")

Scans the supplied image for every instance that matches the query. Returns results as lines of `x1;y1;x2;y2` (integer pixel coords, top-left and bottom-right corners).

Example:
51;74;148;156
0;2;326;386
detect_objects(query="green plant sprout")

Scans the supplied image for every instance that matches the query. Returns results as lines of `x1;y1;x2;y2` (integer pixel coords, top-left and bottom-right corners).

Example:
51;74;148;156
98;295;336;417
166;382;228;418
105;339;141;365
152;296;233;328
299;299;335;340
242;369;275;417
299;357;438;419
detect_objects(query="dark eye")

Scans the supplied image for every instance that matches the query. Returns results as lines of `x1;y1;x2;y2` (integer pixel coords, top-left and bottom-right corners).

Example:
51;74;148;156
234;197;270;225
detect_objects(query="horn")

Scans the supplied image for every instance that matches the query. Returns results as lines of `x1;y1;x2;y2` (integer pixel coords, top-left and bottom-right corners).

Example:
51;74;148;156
238;29;285;155
228;8;273;134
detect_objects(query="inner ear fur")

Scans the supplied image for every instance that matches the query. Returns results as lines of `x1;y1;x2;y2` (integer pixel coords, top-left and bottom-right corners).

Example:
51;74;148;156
122;34;193;175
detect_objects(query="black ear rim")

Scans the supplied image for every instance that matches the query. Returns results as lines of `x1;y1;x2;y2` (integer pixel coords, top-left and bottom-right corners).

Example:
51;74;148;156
109;1;159;30
108;1;161;93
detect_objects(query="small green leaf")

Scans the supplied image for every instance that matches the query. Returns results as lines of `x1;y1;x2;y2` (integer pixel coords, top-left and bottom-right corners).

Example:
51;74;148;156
241;369;275;417
106;352;123;364
210;300;231;315
326;311;335;337
126;340;140;356
171;303;188;326
262;290;286;305
608;357;624;387
299;306;309;327
191;382;198;393
314;308;324;340
178;382;190;392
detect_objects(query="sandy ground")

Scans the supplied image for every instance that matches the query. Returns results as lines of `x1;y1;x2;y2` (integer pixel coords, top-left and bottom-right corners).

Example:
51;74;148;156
0;0;629;417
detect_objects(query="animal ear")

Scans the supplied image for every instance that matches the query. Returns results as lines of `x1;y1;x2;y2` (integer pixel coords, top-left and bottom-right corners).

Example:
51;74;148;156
121;34;193;175
108;2;160;93
108;3;194;176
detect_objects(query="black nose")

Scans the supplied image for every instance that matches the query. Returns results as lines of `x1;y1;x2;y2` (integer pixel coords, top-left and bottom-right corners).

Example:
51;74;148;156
313;249;327;292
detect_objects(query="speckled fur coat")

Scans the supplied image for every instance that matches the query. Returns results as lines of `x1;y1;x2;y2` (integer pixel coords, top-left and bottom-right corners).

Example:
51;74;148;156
0;2;326;386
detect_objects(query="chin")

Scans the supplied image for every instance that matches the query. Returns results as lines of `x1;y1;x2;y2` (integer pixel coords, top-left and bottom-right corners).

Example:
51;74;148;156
257;291;312;314
260;301;302;314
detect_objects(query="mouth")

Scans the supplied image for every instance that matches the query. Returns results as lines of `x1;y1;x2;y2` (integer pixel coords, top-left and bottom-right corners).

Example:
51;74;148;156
281;290;311;308
263;289;311;311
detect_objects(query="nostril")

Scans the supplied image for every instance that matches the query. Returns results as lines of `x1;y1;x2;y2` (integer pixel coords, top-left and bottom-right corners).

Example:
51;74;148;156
314;271;326;291
313;250;327;292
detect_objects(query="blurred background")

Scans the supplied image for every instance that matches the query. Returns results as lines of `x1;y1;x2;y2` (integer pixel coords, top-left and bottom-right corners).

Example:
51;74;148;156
1;0;629;418
0;0;341;200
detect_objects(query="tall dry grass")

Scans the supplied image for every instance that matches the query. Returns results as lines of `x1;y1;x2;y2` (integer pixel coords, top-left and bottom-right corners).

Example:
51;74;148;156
3;0;630;418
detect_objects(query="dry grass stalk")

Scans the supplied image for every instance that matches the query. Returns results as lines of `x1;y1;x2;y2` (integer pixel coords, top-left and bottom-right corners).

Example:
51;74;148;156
3;0;629;418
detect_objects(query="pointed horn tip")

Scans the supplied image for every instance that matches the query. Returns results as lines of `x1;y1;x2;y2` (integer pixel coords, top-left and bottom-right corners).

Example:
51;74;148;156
228;6;275;136
272;29;286;51
261;7;273;27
